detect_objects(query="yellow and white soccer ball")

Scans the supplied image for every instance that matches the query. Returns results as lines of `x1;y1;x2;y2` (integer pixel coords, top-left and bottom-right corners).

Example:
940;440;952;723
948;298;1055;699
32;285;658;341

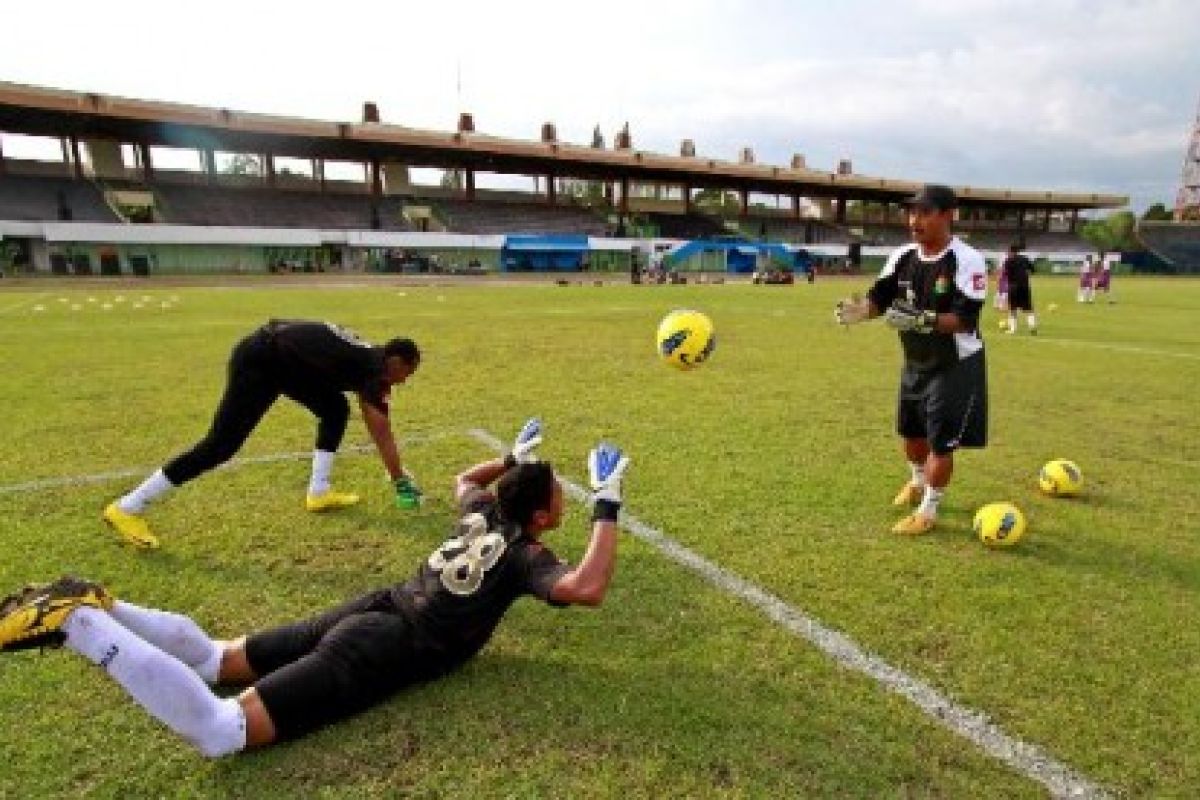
973;502;1027;548
656;309;716;370
1039;458;1083;497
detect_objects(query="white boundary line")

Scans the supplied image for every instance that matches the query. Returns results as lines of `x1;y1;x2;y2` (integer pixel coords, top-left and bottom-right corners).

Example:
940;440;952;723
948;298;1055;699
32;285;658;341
0;433;450;495
466;428;1109;800
1018;335;1200;362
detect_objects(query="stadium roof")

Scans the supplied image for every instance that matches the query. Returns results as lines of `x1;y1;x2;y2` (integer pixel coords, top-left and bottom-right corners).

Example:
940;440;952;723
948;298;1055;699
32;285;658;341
0;80;1126;211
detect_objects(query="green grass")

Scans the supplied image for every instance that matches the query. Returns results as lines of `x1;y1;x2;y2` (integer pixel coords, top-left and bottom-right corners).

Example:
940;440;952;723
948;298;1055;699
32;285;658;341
1;275;1198;797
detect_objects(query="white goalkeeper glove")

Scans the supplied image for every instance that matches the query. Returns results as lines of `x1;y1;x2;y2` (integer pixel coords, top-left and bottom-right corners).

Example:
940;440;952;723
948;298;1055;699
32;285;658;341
834;294;871;326
588;442;630;521
883;300;938;334
506;417;543;466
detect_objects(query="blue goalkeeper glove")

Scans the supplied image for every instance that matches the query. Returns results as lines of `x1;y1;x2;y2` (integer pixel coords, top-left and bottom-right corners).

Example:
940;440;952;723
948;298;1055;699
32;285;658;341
505;417;543;467
588;443;630;522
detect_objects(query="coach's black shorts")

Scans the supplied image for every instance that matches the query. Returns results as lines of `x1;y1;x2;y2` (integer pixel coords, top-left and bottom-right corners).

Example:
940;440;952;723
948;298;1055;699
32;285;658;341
245;589;446;740
1007;285;1033;311
896;350;987;454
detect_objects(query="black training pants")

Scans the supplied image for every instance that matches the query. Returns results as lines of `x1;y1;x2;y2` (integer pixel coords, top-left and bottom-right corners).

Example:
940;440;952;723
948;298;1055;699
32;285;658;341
163;330;350;485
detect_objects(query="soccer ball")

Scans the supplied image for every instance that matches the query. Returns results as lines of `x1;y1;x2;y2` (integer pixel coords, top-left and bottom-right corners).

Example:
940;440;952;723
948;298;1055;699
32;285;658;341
973;502;1027;548
1039;458;1083;496
656;309;716;369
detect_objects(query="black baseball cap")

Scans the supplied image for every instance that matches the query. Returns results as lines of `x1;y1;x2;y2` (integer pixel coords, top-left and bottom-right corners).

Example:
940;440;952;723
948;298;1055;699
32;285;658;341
905;184;958;211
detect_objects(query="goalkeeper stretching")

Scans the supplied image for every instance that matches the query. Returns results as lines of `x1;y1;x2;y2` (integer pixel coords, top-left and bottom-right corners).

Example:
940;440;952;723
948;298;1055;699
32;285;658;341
2;419;630;756
833;184;989;536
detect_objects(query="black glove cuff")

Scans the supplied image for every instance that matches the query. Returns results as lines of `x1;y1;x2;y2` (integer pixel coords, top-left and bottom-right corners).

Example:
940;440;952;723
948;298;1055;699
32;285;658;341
591;498;621;523
503;452;518;469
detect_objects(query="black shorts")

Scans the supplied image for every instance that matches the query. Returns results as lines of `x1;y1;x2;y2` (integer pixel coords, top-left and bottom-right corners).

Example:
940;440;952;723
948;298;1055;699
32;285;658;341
245;589;446;740
1007;285;1033;311
896;351;987;454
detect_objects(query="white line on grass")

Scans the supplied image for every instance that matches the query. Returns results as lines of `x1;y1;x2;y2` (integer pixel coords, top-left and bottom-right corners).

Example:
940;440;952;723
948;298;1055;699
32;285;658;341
1019;335;1200;362
466;428;1109;800
0;432;450;495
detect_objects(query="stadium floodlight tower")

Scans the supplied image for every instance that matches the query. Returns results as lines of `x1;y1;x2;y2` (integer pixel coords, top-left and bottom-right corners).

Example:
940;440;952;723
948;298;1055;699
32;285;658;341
1176;93;1200;221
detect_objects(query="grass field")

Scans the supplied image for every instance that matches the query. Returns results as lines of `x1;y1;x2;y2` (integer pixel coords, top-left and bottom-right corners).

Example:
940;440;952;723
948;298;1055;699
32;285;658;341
0;274;1197;798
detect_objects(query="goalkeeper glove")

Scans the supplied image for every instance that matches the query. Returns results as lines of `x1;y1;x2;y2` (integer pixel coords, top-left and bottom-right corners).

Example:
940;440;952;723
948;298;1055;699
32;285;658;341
834;295;870;325
394;475;423;509
883;300;938;334
505;417;543;467
588;443;630;522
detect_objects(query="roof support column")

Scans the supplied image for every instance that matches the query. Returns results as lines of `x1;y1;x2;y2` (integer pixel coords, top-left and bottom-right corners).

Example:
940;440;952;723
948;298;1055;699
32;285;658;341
792;194;801;219
68;135;83;179
684;185;693;214
201;148;216;184
604;181;614;208
1043;208;1051;232
368;158;380;197
314;158;325;192
1017;207;1026;231
266;154;276;188
547;173;556;205
0;135;6;175
1069;207;1079;233
739;188;749;217
465;169;476;201
834;196;847;224
619;177;629;214
136;142;154;182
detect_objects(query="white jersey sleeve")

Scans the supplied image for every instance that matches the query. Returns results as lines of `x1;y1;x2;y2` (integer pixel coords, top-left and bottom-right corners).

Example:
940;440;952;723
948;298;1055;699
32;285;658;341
950;239;987;301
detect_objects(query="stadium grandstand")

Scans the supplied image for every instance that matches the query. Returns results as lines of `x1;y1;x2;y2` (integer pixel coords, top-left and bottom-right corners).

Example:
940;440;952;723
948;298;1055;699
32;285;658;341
0;80;1128;277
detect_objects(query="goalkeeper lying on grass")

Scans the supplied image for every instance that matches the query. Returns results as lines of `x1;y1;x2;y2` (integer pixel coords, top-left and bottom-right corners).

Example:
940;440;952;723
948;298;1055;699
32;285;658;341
1;419;630;757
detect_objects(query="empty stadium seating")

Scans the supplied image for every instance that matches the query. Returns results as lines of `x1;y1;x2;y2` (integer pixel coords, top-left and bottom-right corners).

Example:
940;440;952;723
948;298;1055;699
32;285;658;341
154;183;415;230
1137;222;1200;271
0;174;120;222
436;197;607;235
644;212;731;240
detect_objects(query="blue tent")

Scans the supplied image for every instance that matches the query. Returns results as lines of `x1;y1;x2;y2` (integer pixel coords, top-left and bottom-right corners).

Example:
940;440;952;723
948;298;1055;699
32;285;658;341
501;234;589;271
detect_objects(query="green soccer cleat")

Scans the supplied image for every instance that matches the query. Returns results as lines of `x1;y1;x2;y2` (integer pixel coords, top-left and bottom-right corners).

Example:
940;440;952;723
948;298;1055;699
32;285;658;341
0;576;115;652
102;502;160;549
305;489;361;513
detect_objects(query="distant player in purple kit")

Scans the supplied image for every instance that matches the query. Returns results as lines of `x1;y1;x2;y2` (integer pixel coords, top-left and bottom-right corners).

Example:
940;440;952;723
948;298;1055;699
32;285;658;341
1078;256;1096;303
1094;256;1114;302
103;319;422;549
3;420;631;757
834;185;989;536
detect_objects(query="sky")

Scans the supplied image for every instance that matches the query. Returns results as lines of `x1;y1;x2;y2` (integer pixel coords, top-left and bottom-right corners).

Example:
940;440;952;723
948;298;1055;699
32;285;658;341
1;0;1197;212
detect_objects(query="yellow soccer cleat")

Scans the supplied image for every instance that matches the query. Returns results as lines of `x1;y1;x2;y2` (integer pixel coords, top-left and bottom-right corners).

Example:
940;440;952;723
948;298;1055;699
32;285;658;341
891;513;936;536
102;503;160;549
305;490;361;513
0;576;115;652
892;482;924;507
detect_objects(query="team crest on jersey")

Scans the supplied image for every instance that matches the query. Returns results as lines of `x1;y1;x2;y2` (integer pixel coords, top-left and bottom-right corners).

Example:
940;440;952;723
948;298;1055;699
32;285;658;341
934;276;950;295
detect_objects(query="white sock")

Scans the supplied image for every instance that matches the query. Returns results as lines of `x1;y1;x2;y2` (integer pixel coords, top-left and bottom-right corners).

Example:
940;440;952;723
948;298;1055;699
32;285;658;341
118;469;175;514
908;461;926;488
109;601;224;685
63;608;246;758
1007;312;1017;332
1027;313;1037;331
309;449;336;496
917;485;944;518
